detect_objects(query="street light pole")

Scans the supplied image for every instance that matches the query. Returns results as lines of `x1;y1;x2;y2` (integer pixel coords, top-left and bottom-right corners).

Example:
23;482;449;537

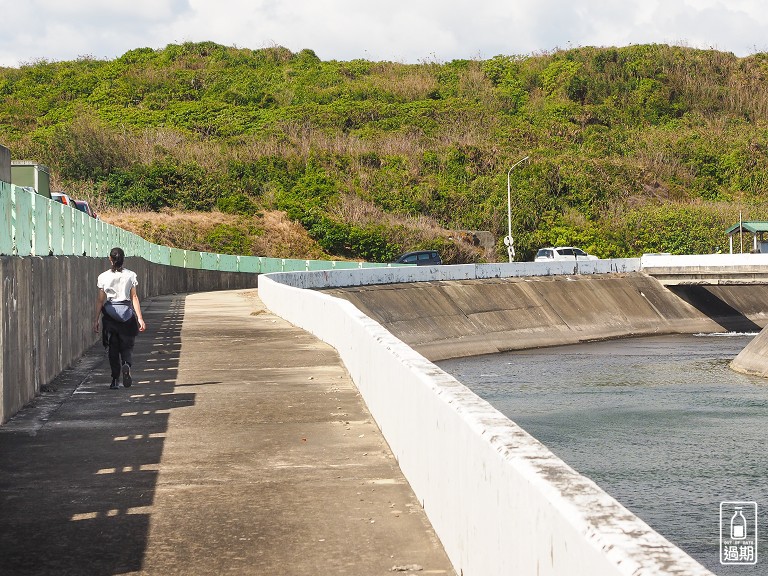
506;156;530;262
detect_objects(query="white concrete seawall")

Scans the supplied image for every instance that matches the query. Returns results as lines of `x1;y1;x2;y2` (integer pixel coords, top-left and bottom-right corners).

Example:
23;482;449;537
258;260;713;576
271;257;642;288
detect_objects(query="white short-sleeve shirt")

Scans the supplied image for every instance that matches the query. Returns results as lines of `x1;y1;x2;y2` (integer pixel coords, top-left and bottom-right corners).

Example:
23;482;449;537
97;268;138;302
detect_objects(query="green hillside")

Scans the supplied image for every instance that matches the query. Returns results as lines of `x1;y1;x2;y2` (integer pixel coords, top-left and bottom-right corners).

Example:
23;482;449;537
2;42;768;261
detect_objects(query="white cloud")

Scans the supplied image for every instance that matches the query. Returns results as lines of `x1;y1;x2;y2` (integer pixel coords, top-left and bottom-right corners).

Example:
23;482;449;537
1;0;767;67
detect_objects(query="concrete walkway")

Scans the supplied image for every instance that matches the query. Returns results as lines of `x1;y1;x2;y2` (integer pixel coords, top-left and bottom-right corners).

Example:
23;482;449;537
0;290;454;576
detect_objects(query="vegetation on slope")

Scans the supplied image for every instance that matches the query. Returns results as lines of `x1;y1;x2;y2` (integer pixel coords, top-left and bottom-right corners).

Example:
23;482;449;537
2;42;768;261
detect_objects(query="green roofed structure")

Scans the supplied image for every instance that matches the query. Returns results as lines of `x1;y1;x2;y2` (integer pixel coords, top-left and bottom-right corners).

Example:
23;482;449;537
725;221;768;253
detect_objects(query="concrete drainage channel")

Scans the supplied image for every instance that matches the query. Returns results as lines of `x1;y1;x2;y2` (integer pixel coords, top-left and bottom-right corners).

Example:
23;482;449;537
258;264;722;576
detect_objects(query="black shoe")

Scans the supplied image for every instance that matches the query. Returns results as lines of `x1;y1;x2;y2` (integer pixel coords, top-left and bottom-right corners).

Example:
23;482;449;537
110;379;119;389
122;364;132;388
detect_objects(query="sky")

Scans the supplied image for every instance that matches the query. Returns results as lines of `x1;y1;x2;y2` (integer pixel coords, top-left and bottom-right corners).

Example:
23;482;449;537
1;0;767;67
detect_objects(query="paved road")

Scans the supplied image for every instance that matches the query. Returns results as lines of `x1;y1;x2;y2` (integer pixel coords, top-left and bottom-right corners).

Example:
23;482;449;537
0;290;454;576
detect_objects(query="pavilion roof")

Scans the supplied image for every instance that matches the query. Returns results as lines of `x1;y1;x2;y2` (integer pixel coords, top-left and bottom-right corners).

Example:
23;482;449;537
725;221;768;235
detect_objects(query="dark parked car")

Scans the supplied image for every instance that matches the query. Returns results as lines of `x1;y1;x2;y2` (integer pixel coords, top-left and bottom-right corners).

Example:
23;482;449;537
72;199;97;218
394;250;442;266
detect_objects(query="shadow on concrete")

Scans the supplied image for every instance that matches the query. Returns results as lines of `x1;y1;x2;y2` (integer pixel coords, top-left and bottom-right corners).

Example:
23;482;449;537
668;285;762;332
0;295;191;575
168;381;221;388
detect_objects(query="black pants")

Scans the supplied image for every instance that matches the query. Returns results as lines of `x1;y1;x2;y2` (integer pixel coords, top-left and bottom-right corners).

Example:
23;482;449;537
102;313;139;379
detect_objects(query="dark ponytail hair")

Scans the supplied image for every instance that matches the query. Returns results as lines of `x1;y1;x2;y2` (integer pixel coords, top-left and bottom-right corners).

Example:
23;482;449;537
110;247;125;272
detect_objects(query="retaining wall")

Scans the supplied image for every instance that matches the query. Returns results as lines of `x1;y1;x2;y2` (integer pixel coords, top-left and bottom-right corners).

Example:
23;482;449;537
270;257;641;289
259;265;714;576
0;255;257;424
325;273;768;360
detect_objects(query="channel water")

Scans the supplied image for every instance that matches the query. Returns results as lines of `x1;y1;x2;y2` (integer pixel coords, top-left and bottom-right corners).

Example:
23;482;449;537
437;334;768;575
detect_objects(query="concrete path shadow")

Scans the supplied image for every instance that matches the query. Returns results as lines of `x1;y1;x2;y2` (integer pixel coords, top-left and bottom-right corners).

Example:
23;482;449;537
0;290;454;576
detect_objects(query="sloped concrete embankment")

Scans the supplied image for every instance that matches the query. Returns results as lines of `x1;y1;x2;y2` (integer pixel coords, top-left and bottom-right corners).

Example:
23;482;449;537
0;255;257;423
325;273;768;360
731;328;768;376
259;269;715;576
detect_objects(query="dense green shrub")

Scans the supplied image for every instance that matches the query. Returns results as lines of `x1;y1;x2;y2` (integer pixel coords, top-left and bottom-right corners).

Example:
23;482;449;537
204;223;251;255
617;205;734;255
216;192;258;215
106;159;213;210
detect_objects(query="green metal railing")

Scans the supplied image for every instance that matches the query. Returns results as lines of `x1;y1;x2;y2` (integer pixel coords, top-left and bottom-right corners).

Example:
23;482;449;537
0;182;393;272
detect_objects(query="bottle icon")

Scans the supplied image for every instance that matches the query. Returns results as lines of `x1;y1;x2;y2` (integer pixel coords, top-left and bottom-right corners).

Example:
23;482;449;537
731;507;747;540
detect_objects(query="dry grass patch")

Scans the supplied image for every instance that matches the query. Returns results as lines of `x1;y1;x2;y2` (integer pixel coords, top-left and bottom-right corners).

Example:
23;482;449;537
329;193;489;262
99;209;329;259
251;211;328;259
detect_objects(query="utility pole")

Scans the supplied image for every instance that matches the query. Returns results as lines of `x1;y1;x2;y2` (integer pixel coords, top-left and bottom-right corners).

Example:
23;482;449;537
506;156;530;262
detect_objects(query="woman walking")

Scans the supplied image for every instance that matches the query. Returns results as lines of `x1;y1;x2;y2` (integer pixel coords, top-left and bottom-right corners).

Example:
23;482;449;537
93;247;146;389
